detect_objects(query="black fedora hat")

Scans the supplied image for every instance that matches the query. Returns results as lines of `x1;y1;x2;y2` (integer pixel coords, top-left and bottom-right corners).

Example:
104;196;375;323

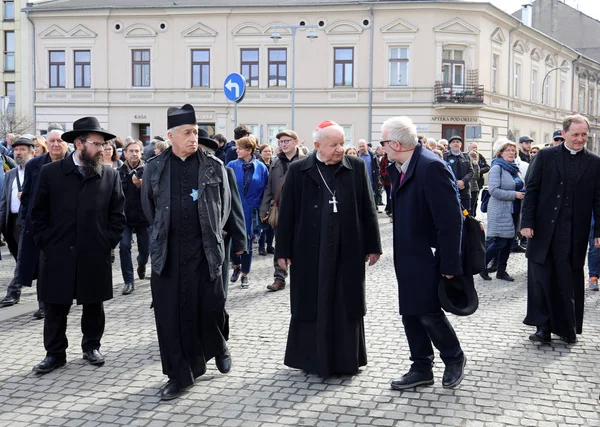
62;117;116;143
198;128;218;151
438;275;478;316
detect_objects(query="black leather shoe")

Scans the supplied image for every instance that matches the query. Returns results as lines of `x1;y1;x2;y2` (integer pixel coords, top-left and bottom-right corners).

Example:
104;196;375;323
390;370;434;390
487;259;498;273
258;248;267;256
215;349;232;374
230;266;241;283
0;295;19;307
266;246;275;254
496;272;515;282
32;356;66;374
529;327;551;344
83;349;105;366
137;264;146;280
33;308;45;319
479;270;492;281
122;282;134;295
160;380;183;401
559;335;577;344
442;357;466;389
511;245;526;253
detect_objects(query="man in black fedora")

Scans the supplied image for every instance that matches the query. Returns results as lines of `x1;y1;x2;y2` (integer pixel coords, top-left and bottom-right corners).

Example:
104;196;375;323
30;116;126;374
141;104;246;400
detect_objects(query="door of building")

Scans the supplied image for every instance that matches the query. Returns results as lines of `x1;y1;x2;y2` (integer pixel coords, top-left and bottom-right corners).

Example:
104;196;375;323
138;123;150;145
441;124;465;142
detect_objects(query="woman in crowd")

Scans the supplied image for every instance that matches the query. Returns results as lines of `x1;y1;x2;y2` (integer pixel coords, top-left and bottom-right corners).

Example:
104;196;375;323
480;139;525;282
379;151;392;218
468;150;480;216
33;136;48;157
345;146;358;156
103;140;123;169
227;136;269;288
154;140;169;156
257;144;275;256
530;145;541;158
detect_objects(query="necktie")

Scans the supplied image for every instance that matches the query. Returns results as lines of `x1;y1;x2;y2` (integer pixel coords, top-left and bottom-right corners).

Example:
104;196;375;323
400;171;405;184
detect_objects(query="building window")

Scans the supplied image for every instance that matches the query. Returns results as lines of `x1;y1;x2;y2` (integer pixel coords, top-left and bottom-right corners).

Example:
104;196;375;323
589;87;594;115
241;48;259;88
334;47;354;87
3;1;14;21
513;63;520;98
578;84;585;112
4;82;14;114
4;31;13;71
268;48;287;87
341;125;353;147
442;49;464;88
389;47;409;86
74;50;91;88
544;76;552;106
191;49;210;88
246;124;260;144
491;54;499;93
531;69;537;103
560;80;566;109
49;50;66;88
268;124;286;147
132;49;150;87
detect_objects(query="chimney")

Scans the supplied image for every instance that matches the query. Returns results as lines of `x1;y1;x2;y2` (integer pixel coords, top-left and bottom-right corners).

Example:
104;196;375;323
521;2;533;26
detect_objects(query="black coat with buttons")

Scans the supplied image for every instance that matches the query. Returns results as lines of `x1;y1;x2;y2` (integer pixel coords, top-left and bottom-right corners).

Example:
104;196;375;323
31;154;126;304
275;153;382;321
521;144;600;268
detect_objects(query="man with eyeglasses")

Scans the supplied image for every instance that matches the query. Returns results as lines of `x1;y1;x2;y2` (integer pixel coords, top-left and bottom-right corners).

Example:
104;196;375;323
259;130;306;291
0;128;68;318
30;116;125;375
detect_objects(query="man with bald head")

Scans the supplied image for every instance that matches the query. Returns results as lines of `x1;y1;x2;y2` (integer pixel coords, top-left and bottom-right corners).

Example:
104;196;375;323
0;128;69;317
275;120;382;377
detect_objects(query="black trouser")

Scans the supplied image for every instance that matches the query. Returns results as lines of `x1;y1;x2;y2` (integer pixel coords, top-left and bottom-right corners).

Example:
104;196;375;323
470;191;479;217
4;213;20;261
43;302;105;360
402;311;464;373
384;184;392;214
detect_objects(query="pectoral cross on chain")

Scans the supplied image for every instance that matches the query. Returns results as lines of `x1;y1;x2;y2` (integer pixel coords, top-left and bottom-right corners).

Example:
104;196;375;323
329;196;338;213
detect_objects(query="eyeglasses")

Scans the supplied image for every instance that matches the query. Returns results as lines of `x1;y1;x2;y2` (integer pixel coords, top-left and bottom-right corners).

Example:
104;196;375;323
380;139;395;146
278;139;294;145
85;140;108;148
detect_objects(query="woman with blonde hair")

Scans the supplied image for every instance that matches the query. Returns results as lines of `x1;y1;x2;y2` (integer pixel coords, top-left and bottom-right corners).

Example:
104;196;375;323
227;135;269;288
345;146;358;156
33;136;48;157
480;139;525;282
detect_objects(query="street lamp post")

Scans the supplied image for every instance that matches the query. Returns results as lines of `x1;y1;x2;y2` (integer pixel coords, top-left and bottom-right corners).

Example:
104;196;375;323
270;25;318;130
541;66;570;105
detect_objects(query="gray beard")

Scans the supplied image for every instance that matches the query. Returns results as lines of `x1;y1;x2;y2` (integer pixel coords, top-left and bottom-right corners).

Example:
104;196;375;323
15;156;29;167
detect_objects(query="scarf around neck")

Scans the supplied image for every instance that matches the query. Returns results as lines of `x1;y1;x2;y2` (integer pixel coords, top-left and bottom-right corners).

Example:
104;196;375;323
491;157;520;177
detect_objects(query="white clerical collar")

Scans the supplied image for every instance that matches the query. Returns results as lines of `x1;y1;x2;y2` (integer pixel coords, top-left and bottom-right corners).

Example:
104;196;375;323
564;142;582;155
316;152;335;165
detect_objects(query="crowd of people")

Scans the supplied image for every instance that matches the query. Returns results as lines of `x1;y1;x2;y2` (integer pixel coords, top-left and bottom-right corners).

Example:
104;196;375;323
0;106;596;402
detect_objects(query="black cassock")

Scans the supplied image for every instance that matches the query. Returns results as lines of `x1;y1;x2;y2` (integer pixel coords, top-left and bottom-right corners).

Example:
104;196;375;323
524;147;583;341
151;154;228;387
284;160;367;377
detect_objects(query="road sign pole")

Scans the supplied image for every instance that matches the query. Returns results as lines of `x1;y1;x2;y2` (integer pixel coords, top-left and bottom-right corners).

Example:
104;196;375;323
234;102;238;128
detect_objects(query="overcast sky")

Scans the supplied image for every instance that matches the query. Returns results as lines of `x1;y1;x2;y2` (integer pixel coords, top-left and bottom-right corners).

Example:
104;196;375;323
472;0;600;21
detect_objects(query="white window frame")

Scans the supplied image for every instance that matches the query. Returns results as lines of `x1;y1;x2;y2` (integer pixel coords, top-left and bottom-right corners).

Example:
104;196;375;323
491;53;499;93
389;46;409;87
267;124;286;148
341;125;353;147
531;69;537;103
513;62;521;98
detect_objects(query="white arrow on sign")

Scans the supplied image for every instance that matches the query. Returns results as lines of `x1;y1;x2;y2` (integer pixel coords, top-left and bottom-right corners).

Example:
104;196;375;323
225;79;239;98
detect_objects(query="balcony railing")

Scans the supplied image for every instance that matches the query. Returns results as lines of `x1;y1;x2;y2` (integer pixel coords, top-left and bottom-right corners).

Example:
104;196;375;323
434;81;484;104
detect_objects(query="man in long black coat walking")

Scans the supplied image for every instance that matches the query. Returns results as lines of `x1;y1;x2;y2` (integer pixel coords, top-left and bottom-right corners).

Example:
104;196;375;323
30;117;126;374
141;104;246;400
275;120;382;378
522;114;600;344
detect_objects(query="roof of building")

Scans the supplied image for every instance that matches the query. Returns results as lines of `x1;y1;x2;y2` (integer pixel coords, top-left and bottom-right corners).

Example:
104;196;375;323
24;0;456;11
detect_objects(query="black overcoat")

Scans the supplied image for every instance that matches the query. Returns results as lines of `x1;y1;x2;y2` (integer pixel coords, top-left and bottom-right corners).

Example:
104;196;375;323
275;153;382;321
521;145;600;268
17;153;52;286
31;155;126;304
389;144;463;316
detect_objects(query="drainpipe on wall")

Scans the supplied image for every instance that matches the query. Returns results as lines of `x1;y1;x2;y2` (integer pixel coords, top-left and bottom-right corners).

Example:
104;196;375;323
507;22;521;137
367;3;374;142
570;54;581;112
25;8;36;131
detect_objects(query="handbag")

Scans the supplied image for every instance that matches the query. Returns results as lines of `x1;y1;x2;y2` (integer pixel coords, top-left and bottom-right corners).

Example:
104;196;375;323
462;213;486;275
268;202;279;229
479;188;490;213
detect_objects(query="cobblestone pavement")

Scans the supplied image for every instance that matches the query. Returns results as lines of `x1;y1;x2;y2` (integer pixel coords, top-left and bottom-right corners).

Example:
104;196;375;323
0;213;599;427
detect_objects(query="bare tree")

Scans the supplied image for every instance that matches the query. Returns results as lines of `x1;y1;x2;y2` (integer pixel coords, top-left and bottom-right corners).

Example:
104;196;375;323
0;111;36;137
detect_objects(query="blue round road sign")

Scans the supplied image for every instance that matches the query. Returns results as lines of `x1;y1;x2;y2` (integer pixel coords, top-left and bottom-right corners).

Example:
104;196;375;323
224;73;246;103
